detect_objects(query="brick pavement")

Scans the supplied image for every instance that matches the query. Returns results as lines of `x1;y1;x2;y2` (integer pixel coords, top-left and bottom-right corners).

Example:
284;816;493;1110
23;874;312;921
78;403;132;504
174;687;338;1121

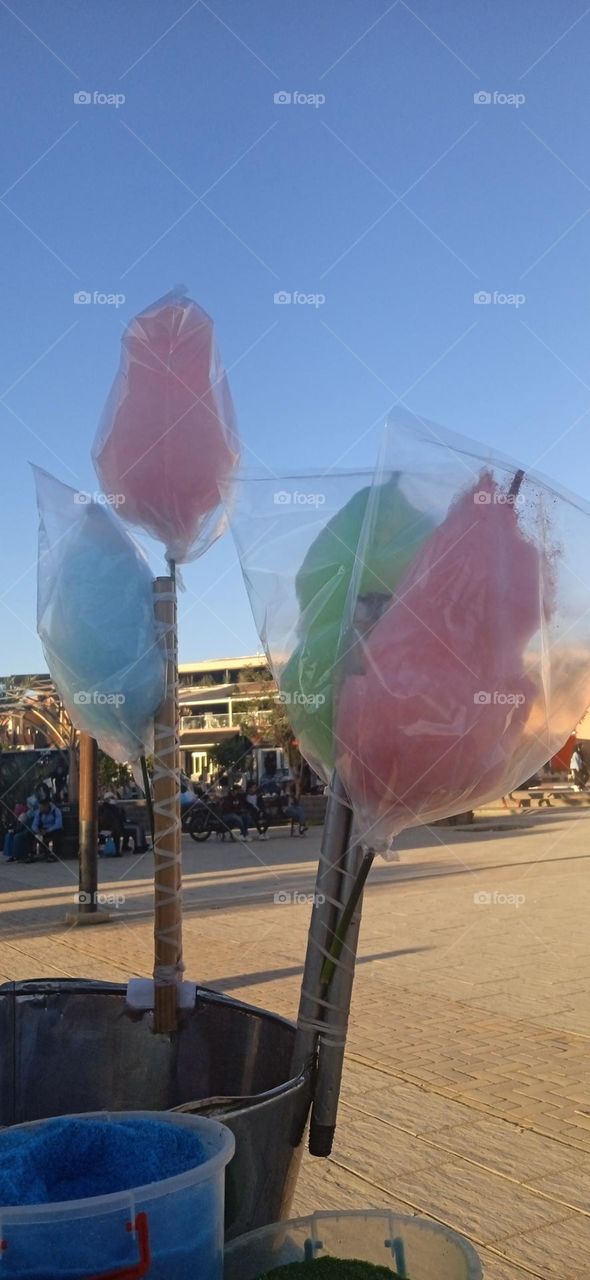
1;807;590;1276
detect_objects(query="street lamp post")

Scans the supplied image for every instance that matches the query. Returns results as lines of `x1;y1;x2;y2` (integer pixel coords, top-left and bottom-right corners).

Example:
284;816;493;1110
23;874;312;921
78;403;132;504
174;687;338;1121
65;732;110;926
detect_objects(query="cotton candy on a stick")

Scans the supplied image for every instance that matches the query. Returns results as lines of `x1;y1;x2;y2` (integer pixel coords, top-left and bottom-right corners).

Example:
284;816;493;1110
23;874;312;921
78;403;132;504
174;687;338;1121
35;468;166;764
335;472;545;846
93;289;240;564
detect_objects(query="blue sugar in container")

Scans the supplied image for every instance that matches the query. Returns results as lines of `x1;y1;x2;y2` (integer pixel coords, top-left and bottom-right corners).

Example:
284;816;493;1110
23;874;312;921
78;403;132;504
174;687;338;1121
0;1110;235;1279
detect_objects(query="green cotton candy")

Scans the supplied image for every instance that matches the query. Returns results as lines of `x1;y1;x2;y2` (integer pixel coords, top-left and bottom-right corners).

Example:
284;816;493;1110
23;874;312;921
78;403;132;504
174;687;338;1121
295;480;433;632
280;623;340;772
282;481;433;773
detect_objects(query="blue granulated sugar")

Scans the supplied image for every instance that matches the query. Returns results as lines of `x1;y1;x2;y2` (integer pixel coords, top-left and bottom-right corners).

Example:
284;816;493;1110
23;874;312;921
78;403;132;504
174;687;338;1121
0;1117;207;1205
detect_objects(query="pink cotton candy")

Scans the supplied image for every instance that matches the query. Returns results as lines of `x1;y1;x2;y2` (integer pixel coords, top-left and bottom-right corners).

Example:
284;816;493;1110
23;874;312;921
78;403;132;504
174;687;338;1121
335;472;546;847
93;290;239;563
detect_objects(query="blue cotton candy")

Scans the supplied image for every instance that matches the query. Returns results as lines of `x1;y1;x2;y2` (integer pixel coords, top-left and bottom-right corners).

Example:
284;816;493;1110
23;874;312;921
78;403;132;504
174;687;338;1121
34;467;166;763
0;1117;207;1206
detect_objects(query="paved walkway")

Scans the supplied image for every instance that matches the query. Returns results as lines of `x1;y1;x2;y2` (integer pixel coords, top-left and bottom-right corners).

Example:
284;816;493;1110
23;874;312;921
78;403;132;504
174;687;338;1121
1;807;590;1276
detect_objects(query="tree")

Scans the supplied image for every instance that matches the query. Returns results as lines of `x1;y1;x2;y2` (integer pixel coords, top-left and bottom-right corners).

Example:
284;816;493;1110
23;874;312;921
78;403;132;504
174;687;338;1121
97;751;132;794
241;703;302;772
209;733;253;777
237;665;273;687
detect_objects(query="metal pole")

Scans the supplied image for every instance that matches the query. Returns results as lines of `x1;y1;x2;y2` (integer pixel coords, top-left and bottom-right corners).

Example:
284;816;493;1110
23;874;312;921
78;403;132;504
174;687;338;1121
309;843;373;1156
65;733;110;925
291;773;353;1077
68;738;79;804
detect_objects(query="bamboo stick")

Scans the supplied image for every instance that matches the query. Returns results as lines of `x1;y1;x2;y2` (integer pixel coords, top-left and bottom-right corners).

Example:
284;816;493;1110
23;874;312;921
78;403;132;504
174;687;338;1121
152;575;183;1032
78;732;98;913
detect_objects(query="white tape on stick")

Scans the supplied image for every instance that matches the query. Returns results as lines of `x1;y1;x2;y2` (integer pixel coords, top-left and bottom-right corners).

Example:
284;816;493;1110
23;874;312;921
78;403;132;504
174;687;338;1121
126;977;196;1011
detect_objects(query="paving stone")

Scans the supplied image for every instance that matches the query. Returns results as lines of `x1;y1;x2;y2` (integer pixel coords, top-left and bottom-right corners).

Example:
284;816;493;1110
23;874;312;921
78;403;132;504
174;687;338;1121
421;1116;582;1183
496;1213;590;1275
332;1109;448;1181
291;1154;399;1216
526;1164;590;1212
382;1159;570;1244
475;1245;545;1279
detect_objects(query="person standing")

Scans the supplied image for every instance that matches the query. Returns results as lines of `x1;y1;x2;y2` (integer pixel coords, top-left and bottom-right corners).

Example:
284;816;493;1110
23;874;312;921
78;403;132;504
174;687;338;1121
571;745;587;791
245;782;268;839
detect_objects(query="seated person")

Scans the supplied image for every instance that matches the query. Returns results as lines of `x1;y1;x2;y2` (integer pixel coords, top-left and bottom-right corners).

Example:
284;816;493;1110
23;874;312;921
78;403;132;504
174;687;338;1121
221;788;249;839
180;782;197;810
98;797;126;853
31;798;63;862
10;801;39;863
283;783;307;833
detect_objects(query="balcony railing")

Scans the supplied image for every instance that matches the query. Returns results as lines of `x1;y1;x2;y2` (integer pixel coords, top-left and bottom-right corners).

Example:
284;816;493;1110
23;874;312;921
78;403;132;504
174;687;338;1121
181;713;231;731
247;709;274;723
180;707;276;735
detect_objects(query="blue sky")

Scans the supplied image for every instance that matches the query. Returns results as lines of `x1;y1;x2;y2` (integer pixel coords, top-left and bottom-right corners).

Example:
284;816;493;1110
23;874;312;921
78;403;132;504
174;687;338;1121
1;0;590;672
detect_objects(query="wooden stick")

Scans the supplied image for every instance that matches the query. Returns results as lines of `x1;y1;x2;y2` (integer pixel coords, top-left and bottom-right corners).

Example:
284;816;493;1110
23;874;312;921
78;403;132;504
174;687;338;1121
78;732;98;913
152;575;183;1032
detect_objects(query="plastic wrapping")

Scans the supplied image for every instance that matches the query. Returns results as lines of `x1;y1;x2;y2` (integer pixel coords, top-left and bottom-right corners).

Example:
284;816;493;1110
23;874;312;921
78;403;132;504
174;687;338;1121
227;412;590;851
92;288;240;564
34;467;166;763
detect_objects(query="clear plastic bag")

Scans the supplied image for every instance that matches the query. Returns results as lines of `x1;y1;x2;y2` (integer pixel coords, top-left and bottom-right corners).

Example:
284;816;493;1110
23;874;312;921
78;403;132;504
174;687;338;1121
227;411;590;851
34;467;166;764
92;288;240;565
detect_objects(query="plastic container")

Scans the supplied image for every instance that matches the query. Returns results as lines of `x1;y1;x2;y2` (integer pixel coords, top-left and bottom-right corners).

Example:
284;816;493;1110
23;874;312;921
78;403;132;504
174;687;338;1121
224;1210;483;1279
0;1110;235;1279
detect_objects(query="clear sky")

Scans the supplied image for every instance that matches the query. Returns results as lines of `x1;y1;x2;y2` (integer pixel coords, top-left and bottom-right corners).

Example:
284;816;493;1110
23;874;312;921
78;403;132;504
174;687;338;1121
1;0;590;673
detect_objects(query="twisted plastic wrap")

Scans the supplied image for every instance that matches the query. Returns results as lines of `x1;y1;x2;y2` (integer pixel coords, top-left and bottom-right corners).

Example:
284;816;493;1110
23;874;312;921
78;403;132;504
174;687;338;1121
227;412;590;851
34;467;166;763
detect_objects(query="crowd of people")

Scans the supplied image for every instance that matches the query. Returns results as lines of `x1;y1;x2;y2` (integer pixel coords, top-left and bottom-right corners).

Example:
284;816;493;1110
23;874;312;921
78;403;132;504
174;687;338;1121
181;769;308;841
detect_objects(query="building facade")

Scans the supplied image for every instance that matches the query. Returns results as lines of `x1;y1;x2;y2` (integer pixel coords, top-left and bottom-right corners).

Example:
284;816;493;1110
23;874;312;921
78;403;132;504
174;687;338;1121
1;659;282;779
179;653;280;778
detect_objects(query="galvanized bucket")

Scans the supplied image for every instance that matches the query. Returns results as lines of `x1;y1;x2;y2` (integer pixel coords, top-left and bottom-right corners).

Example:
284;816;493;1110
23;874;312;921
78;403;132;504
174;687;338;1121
0;980;311;1241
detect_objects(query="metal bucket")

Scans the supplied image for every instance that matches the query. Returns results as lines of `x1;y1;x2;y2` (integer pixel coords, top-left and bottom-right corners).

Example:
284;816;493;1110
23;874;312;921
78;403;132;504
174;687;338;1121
0;980;311;1241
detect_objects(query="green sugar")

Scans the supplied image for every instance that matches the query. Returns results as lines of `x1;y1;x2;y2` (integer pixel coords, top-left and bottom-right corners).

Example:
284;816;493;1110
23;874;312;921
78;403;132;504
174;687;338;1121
257;1257;401;1279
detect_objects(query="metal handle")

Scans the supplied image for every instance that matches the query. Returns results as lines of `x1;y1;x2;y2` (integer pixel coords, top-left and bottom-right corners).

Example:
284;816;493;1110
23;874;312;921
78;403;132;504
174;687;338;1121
171;1071;307;1115
86;1212;151;1280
